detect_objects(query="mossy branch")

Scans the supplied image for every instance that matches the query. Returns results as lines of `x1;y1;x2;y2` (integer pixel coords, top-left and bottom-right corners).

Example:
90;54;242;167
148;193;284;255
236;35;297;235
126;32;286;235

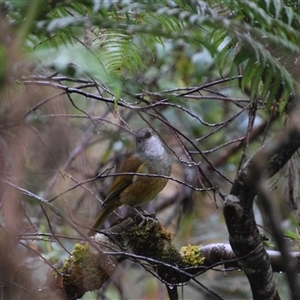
40;218;300;300
45;217;191;300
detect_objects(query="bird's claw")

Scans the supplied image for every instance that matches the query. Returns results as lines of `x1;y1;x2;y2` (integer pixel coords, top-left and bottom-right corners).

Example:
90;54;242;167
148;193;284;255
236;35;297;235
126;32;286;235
134;212;158;227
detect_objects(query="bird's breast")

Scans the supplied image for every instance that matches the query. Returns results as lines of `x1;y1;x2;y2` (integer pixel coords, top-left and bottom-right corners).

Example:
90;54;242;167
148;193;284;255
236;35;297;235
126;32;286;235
119;163;170;206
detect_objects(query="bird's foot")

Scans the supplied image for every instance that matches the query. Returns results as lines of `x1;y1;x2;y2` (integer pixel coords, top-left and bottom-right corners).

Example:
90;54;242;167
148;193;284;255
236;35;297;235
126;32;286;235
133;206;158;227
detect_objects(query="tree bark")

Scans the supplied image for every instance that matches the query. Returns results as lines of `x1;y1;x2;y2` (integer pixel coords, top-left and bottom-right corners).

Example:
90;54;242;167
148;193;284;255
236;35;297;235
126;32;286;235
224;109;300;300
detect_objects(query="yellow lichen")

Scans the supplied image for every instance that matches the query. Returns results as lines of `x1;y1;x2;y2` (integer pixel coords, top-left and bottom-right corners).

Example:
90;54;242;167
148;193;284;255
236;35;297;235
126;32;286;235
180;244;205;266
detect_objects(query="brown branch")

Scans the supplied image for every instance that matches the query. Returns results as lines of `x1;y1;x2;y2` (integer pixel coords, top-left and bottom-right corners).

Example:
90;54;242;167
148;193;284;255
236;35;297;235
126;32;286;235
45;217;190;300
224;109;300;300
42;218;300;300
199;243;300;273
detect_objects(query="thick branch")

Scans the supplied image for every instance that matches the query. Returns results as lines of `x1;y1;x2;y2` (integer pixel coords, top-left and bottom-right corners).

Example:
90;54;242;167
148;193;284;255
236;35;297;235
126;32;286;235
45;217;189;300
224;115;300;300
200;243;300;273
36;213;300;300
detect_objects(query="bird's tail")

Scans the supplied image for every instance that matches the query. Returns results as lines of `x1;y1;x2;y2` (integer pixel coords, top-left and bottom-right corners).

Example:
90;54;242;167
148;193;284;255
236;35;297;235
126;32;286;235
87;202;119;236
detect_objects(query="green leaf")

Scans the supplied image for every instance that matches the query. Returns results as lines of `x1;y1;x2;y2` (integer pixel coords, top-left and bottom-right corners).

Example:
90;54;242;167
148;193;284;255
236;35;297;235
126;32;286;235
278;85;292;113
241;58;257;90
266;75;281;110
250;65;264;101
260;68;274;100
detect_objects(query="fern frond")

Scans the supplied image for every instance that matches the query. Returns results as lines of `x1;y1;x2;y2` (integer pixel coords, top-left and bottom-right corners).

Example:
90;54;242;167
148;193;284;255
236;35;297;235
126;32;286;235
214;35;236;76
279;85;292;113
260;68;274;100
266;75;282;110
231;48;251;68
16;0;300;107
250;65;264;101
96;31;146;76
145;12;185;32
241;58;257;91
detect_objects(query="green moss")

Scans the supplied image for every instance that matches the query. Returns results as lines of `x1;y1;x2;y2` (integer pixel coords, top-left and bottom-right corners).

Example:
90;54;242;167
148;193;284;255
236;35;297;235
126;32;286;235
123;219;189;284
125;221;187;274
125;220;180;261
56;243;110;297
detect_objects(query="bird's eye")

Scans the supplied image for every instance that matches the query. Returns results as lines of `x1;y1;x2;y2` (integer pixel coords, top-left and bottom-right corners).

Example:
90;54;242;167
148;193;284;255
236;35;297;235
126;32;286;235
145;131;151;139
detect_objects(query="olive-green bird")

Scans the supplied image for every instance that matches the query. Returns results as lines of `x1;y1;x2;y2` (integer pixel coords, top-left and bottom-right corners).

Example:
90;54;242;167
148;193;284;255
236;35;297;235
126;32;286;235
88;127;172;236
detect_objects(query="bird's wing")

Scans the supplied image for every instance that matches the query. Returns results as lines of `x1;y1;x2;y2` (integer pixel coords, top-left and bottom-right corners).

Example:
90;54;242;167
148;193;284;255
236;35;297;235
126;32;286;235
103;154;143;204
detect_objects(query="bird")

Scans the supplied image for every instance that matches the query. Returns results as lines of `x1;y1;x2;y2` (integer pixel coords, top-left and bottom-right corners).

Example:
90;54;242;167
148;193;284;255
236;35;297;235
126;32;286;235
88;127;172;236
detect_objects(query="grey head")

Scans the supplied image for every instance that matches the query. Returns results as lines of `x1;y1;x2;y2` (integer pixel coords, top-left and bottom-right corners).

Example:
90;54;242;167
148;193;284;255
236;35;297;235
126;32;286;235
135;127;172;172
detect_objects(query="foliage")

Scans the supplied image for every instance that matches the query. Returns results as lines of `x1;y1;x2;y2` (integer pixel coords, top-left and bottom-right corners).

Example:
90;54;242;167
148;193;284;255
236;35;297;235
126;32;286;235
6;0;299;108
